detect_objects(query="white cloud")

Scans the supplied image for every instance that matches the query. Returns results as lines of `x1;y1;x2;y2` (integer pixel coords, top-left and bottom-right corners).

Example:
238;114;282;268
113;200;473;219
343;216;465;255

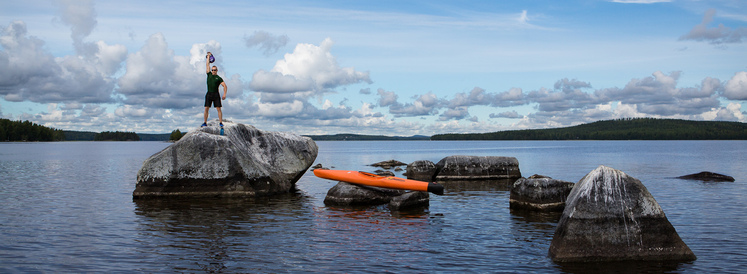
115;104;149;117
56;0;97;54
188;41;222;67
385;92;442;117
447;87;492;108
490;110;522;119
117;33;225;109
244;30;289;56
377;88;399;107
518;10;529;24
256;100;304;118
679;9;747;45
0;21;124;104
249;38;371;95
439;106;470;121
724;71;747;100
250;70;314;93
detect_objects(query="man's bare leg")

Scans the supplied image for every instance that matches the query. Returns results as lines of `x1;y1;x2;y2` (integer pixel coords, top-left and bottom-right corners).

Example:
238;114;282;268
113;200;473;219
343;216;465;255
217;107;223;125
204;107;210;124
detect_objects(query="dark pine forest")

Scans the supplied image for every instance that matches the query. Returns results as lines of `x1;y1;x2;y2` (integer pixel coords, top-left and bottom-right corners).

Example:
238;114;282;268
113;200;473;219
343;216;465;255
431;118;747;140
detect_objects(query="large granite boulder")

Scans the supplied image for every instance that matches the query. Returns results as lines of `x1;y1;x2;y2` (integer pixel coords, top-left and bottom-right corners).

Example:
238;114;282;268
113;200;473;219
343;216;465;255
549;165;696;262
134;120;318;198
433;155;521;180
510;176;574;211
324;182;429;210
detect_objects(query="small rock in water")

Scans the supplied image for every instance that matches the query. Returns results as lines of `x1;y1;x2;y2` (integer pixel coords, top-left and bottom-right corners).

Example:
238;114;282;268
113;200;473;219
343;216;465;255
323;182;406;206
510;177;574;211
374;170;395;176
371;159;407;169
433;155;521;181
677;171;734;182
388;191;429;211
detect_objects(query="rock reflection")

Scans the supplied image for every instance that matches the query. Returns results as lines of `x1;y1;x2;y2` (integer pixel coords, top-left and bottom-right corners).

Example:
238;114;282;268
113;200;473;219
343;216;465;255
307;205;433;271
508;208;560;256
554;260;690;273
438;179;515;193
510;208;562;226
132;193;314;273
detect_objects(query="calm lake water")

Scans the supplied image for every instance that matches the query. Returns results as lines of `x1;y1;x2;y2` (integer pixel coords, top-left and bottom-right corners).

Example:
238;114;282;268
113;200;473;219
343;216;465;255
1;140;746;273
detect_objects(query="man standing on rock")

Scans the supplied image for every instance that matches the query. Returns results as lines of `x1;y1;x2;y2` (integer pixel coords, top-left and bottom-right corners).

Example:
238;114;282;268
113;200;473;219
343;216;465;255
202;52;228;127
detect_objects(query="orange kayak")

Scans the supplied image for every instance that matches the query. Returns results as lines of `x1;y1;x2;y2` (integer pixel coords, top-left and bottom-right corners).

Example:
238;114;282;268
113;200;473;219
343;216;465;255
313;169;444;195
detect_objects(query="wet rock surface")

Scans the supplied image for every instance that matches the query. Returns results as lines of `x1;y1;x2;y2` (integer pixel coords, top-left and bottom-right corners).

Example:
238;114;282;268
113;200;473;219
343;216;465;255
370;159;407;169
677;171;735;182
434;155;521;181
549;165;696;262
404;160;437;182
510;177;574;211
134;120;318;198
324;182;429;210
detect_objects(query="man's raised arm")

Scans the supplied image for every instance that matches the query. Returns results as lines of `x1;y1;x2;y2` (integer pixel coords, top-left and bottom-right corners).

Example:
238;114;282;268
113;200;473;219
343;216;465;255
206;52;212;74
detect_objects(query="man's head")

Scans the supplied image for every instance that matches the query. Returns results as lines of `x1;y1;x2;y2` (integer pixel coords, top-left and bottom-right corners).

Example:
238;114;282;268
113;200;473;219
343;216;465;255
211;66;218;75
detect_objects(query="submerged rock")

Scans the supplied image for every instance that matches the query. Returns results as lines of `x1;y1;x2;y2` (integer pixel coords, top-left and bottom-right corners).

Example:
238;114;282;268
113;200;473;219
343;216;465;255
434;155;521;181
324;182;429;210
510;177;574;211
134;120;318;198
677;171;735;182
549;165;696;262
371;159;407;169
374;170;395;176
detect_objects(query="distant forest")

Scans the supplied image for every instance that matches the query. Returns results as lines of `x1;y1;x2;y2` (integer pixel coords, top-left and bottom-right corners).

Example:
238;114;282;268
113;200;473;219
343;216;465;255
0;119;65;141
1;118;173;142
431;118;747;140
4;118;746;142
94;131;140;141
304;133;430;141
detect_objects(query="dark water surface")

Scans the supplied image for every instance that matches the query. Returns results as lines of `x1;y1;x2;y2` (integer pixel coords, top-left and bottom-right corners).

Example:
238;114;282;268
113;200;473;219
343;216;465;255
1;141;746;273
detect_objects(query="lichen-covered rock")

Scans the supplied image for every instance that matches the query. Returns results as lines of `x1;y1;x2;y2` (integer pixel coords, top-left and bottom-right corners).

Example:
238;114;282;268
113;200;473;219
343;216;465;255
134;120;317;198
510;177;574;211
434;155;521;180
405;160;437;182
549;165;696;262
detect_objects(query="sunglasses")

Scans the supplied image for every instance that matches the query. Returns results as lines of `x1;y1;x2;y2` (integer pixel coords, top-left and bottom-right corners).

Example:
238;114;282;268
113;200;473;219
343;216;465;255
211;69;218;71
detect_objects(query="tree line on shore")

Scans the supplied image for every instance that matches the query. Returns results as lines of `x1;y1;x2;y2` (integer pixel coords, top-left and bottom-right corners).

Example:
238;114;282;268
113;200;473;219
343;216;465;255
94;131;141;141
4;117;747;142
1;118;184;142
431;118;747;140
0;119;65;141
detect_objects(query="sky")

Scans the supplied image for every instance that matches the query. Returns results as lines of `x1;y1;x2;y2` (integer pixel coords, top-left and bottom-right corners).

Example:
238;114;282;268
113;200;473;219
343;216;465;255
1;0;746;135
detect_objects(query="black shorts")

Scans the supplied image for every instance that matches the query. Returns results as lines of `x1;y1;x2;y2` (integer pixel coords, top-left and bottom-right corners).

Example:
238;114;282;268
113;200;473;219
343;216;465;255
204;92;222;108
